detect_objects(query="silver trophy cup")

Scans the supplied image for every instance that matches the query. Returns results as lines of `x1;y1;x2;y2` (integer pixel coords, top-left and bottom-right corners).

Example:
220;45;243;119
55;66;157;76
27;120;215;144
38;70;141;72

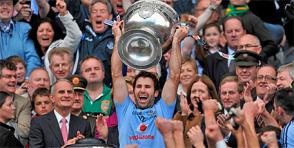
118;0;179;69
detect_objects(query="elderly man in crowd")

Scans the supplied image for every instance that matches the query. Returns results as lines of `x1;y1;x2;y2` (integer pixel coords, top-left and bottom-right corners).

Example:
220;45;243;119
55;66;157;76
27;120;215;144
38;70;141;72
29;79;92;147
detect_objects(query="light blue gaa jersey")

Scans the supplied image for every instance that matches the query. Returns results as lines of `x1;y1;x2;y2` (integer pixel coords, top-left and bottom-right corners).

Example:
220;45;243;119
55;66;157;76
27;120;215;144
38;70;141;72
115;96;176;148
280;119;294;148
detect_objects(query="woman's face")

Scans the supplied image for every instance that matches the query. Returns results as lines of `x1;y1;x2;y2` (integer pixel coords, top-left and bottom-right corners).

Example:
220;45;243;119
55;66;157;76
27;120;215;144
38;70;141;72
37;22;54;52
34;95;53;116
204;26;221;48
190;81;211;108
180;62;197;88
0;96;15;122
15;62;26;84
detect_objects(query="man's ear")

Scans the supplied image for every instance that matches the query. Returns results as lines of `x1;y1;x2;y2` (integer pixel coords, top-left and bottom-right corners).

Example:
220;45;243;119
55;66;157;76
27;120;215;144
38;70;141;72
154;90;159;98
277;106;284;116
50;95;55;103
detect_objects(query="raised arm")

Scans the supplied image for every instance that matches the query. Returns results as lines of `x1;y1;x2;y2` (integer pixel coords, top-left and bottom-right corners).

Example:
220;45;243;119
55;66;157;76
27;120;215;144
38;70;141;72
161;26;188;104
35;0;50;18
111;21;128;103
56;0;82;53
193;0;222;33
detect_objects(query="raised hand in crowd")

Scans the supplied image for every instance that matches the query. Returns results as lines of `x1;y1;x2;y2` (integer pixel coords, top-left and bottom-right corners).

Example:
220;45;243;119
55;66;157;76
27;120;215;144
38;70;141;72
187;126;205;148
179;92;192;116
225;109;245;148
15;0;33;22
254;99;279;128
216;113;231;136
56;0;68;16
15;80;28;96
156;117;185;148
262;83;277;104
243;80;255;102
95;115;108;142
205;123;225;148
155;117;177;148
240;102;260;148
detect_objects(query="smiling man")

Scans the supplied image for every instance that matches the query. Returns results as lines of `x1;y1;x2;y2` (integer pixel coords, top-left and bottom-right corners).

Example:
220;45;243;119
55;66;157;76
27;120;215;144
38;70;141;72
111;20;188;147
0;0;41;77
234;50;261;84
78;0;114;87
0;60;31;145
48;47;73;83
29;79;92;147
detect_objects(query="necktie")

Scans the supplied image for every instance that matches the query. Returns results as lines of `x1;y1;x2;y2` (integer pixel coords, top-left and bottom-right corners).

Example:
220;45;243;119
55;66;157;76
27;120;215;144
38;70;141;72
229;60;236;73
60;118;68;144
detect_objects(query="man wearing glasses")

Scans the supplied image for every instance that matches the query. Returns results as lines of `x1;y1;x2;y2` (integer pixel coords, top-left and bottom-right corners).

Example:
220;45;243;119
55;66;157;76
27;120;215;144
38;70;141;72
0;60;31;145
238;34;262;54
255;65;277;112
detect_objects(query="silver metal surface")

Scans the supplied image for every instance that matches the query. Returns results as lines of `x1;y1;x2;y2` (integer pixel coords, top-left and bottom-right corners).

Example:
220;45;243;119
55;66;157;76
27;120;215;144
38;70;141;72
118;0;179;69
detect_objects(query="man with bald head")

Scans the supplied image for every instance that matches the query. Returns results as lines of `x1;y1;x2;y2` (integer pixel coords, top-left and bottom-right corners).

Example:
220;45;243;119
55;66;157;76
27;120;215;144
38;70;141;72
29;79;92;147
238;34;262;54
27;68;50;99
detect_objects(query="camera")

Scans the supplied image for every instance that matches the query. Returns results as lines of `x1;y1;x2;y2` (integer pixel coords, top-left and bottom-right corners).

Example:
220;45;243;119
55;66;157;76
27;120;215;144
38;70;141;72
25;0;31;6
227;107;240;130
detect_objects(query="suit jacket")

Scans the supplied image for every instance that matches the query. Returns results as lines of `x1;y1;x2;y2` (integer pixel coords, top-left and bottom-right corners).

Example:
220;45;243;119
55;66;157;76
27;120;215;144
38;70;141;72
203;48;230;90
7;94;31;145
29;111;92;148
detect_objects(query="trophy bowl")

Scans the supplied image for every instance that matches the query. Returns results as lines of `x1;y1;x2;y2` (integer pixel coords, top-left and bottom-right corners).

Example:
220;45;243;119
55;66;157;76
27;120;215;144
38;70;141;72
118;0;179;69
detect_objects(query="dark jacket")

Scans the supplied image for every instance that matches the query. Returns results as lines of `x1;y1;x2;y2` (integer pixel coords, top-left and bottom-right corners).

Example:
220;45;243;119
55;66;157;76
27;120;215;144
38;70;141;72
203;48;230;89
0;122;23;147
29;111;92;148
241;11;279;61
78;26;114;87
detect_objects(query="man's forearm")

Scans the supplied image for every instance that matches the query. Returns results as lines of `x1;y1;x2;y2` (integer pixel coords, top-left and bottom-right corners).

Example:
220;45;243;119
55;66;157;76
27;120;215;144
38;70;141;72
241;121;259;148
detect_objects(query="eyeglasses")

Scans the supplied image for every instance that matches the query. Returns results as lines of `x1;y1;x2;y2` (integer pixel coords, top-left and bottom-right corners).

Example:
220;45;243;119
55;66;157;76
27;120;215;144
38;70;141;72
0;74;17;79
238;44;260;50
257;75;277;81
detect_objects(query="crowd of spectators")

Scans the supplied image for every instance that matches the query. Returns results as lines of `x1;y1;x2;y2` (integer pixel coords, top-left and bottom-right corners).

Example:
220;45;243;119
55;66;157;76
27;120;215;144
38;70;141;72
1;0;294;147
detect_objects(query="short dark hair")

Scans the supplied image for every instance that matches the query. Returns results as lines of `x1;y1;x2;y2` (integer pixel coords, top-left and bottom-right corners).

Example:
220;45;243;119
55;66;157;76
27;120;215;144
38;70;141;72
0;60;16;76
275;88;294;116
133;71;159;91
0;91;10;108
79;55;105;72
32;87;50;102
222;16;245;32
31;87;51;110
6;55;27;69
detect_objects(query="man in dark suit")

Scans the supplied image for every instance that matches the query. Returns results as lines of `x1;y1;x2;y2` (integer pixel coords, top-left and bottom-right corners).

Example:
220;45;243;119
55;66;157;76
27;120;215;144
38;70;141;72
204;16;246;89
29;79;92;147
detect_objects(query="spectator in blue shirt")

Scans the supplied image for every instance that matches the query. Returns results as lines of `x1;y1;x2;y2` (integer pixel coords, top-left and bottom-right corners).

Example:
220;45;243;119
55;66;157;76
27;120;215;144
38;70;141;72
0;0;41;78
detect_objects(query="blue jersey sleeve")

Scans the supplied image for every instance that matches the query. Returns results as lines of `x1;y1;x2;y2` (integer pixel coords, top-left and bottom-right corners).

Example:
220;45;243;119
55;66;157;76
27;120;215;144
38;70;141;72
155;97;176;119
